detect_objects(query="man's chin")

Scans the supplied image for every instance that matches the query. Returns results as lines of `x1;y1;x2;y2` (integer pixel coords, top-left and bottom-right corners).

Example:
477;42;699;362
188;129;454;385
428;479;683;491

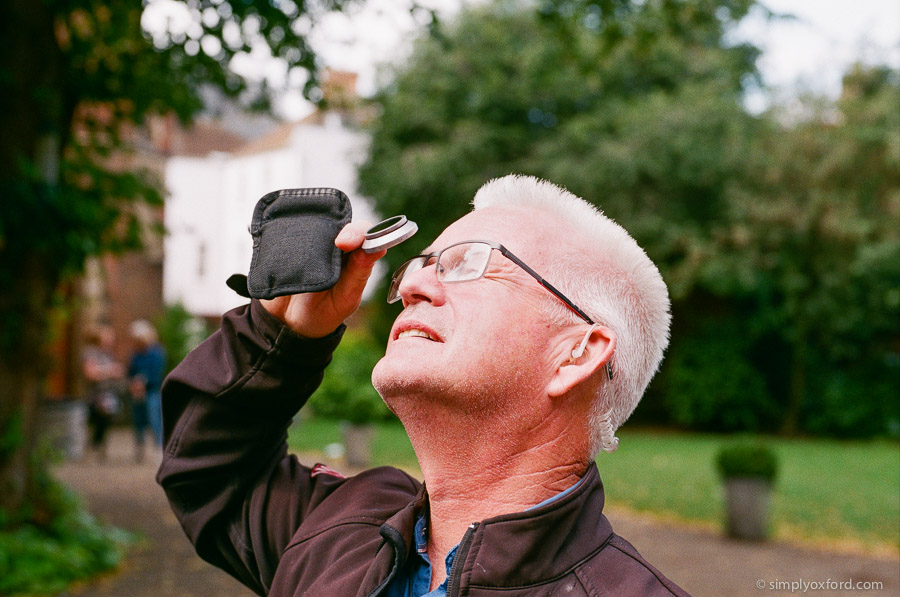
371;356;441;400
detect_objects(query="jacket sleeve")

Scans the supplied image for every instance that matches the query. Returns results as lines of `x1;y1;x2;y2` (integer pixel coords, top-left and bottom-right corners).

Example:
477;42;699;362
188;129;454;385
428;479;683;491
156;299;348;595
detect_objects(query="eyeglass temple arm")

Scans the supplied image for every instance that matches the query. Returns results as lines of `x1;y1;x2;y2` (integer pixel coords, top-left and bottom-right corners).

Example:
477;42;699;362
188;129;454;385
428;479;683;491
498;248;595;325
501;249;612;380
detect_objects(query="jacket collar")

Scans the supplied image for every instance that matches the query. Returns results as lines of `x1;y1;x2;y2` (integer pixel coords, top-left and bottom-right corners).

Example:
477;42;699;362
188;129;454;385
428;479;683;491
382;482;429;551
461;462;613;587
358;484;429;597
378;463;612;590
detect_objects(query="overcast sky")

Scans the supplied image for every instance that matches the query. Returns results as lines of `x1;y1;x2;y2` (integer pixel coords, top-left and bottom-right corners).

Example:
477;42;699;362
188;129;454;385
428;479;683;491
737;0;900;110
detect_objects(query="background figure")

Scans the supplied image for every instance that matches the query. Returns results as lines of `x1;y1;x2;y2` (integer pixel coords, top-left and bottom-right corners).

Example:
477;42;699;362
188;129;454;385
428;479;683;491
81;325;125;461
128;320;166;462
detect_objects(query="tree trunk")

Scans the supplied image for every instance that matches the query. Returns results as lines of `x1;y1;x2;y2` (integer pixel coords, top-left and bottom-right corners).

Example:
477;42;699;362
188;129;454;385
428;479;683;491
0;358;41;515
0;0;59;181
780;336;807;436
0;0;66;519
0;256;58;516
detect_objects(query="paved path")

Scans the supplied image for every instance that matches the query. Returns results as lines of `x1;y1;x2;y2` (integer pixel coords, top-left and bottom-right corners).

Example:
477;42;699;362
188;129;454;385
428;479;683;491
55;429;898;596
55;430;256;597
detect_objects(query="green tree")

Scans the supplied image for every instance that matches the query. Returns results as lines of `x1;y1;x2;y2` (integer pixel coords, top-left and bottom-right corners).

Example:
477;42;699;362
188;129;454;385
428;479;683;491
0;0;353;520
357;0;763;377
360;0;759;250
155;303;212;375
358;0;899;436
715;66;900;435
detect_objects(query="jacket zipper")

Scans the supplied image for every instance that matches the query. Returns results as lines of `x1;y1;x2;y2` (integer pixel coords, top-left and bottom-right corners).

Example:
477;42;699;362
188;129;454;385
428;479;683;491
446;522;479;596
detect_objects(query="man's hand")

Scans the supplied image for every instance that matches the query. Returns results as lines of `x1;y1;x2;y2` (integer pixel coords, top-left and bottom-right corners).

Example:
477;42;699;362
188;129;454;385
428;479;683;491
130;375;147;401
260;221;386;338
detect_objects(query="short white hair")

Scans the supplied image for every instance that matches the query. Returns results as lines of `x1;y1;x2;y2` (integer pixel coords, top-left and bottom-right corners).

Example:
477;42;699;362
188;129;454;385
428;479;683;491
472;175;671;456
130;319;158;345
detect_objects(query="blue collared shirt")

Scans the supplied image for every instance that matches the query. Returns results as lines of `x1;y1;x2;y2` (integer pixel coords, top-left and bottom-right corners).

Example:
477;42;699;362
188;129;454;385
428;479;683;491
384;476;585;597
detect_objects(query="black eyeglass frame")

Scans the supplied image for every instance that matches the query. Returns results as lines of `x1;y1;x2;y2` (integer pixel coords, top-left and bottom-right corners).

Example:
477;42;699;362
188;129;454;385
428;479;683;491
387;240;595;325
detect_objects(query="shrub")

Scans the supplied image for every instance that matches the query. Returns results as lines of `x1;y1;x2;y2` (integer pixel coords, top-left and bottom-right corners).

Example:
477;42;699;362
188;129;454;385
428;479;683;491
715;441;779;483
663;320;779;432
307;329;394;425
0;476;133;595
155;302;211;374
801;357;900;438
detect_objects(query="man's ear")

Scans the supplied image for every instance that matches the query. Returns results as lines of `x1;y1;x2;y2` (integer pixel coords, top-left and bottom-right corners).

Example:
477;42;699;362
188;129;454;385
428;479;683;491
547;325;616;398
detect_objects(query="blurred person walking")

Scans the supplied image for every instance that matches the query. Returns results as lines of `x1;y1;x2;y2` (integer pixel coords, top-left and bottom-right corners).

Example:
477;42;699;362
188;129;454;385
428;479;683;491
82;325;125;461
128;320;166;462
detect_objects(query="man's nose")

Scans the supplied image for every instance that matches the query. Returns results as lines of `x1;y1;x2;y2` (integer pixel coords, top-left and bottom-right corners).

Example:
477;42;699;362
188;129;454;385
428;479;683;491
398;263;446;308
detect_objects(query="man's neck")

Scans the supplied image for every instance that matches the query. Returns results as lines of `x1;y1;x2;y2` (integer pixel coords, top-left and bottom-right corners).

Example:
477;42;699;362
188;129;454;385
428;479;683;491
407;413;590;591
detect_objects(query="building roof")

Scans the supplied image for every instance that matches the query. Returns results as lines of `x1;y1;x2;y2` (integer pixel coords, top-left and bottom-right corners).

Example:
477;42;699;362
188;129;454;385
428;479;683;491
233;118;308;156
169;119;248;157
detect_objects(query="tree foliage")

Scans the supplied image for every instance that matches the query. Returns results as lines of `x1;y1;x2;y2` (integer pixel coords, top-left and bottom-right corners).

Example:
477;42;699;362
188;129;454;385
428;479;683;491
359;0;900;437
307;330;394;425
721;66;900;435
360;0;759;299
1;0;347;290
0;0;352;519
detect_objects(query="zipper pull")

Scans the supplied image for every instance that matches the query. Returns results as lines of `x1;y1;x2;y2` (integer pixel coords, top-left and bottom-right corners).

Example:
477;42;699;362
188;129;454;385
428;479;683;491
447;522;480;596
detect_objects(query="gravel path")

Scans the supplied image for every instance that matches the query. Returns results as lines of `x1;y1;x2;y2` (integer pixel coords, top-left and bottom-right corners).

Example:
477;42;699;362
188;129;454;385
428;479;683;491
55;429;898;596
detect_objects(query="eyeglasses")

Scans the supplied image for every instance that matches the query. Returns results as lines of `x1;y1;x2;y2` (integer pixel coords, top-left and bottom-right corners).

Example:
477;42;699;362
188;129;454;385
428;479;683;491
387;240;594;325
388;240;614;381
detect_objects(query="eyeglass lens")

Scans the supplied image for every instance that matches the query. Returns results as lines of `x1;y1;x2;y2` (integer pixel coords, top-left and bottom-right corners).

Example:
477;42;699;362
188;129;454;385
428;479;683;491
438;242;492;282
387;242;494;303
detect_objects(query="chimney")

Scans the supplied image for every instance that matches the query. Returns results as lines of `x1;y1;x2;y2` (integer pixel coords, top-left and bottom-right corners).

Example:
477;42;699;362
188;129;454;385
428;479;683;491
322;69;359;113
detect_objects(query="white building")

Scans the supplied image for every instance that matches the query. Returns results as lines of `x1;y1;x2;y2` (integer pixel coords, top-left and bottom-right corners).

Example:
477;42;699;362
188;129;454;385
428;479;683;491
163;80;380;318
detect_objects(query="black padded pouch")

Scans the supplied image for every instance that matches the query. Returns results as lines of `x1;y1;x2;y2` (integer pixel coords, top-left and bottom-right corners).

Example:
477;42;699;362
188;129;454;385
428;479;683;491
226;188;352;299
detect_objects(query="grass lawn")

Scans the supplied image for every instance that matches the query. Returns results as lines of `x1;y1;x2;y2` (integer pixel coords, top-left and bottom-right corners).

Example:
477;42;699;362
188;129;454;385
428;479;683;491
598;431;899;554
288;417;418;470
288;418;899;554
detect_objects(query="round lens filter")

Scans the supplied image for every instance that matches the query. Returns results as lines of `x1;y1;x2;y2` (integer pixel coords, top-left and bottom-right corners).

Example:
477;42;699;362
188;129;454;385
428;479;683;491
361;215;418;253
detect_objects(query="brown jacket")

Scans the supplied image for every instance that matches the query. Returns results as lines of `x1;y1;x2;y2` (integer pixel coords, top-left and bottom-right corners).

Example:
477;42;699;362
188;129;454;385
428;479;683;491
157;300;689;596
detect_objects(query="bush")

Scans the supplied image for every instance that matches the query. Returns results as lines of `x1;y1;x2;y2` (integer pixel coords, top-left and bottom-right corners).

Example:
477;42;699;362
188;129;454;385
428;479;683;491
715;441;779;483
0;477;133;595
155;303;211;374
801;357;900;438
307;329;393;425
663;319;779;432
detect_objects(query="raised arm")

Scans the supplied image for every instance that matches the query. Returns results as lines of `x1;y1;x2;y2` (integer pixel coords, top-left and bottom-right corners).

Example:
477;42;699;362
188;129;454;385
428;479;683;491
156;223;385;594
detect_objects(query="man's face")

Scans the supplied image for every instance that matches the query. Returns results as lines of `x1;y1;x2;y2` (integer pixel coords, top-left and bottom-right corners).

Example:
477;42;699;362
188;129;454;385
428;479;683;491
371;206;567;412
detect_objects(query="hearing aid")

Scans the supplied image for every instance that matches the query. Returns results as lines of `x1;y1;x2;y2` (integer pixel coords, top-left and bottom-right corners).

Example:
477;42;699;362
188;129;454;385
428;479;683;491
570;324;614;381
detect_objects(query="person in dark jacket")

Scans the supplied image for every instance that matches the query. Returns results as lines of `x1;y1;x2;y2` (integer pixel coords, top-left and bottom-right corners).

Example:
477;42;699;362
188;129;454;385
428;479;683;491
158;175;688;596
128;319;166;461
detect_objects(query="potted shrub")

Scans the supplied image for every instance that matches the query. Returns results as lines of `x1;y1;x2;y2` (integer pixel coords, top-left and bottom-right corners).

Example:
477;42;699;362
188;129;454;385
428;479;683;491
307;330;392;468
715;440;779;540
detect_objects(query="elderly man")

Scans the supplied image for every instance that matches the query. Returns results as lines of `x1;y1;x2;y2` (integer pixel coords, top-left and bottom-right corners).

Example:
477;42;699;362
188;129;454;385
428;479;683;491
157;175;687;596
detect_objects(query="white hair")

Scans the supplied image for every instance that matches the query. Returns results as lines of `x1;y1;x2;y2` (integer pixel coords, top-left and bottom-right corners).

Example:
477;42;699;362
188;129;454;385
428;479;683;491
129;319;158;345
472;175;671;457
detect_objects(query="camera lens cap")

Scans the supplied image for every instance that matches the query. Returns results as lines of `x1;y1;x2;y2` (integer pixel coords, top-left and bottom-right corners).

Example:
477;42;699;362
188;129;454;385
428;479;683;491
361;215;418;253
